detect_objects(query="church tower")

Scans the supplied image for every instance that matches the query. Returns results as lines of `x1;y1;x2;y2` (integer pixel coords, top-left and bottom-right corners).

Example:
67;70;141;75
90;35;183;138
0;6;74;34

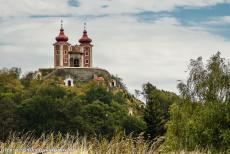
53;21;93;68
53;21;70;68
78;23;93;67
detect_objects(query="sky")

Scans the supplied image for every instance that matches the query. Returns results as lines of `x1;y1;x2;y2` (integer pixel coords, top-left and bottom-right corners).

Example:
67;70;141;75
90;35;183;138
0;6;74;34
0;0;230;95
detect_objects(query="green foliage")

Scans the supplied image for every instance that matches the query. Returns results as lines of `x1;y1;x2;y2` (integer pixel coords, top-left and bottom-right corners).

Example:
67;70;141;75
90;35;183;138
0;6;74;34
113;91;126;104
142;83;179;139
165;52;230;152
0;95;17;140
85;86;113;104
178;52;230;103
122;116;147;137
81;101;125;138
0;68;146;141
17;95;68;135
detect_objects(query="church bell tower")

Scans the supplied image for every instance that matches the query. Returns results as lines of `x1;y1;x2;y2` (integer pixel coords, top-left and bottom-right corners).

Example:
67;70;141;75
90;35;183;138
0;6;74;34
53;20;70;68
78;23;93;67
53;21;93;68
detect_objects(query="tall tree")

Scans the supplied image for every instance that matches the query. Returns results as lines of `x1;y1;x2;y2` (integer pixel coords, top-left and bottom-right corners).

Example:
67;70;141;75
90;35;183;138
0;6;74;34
166;52;230;152
177;52;230;103
143;83;179;139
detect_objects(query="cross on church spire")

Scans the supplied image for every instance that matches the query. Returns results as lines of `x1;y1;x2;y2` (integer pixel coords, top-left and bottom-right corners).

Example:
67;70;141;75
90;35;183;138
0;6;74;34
79;22;92;44
61;19;63;29
55;19;68;42
84;22;87;30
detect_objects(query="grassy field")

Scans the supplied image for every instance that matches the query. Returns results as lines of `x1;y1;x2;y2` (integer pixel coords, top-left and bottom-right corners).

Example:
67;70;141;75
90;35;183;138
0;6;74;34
0;133;212;154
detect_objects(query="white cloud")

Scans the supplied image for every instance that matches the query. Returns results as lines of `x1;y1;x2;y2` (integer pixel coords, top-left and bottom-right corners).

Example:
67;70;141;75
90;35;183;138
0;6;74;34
205;16;230;25
1;0;230;17
0;15;230;94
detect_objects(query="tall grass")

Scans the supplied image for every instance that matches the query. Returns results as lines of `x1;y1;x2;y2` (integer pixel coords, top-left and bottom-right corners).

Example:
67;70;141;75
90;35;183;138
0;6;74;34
0;133;210;154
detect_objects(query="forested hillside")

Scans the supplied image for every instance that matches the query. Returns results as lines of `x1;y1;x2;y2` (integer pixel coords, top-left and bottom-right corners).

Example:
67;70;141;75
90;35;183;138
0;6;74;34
0;52;229;153
0;69;149;140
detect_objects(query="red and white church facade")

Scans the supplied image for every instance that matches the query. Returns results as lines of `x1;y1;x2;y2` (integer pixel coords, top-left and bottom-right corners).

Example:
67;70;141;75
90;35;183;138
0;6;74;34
53;23;93;68
36;22;118;88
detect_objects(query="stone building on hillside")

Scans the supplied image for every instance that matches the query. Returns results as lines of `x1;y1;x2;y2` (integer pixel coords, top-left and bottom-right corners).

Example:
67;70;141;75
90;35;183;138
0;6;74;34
54;22;93;68
36;21;117;88
33;21;145;116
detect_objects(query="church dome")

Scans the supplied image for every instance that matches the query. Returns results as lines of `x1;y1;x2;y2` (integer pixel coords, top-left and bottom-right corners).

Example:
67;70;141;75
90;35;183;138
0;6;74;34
56;27;68;42
79;30;92;44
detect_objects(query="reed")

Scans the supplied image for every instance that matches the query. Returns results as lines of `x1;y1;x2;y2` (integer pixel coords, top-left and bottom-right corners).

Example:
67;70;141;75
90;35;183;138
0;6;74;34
0;133;209;154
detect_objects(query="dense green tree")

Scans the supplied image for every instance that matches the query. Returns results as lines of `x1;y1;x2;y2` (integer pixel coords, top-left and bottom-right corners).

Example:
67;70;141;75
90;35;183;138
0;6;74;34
122;116;147;137
142;83;179;139
113;91;126;104
166;52;230;152
17;95;67;135
20;71;35;88
80;100;131;138
0;67;145;140
0;95;18;140
0;68;23;103
177;52;230;103
85;86;113;104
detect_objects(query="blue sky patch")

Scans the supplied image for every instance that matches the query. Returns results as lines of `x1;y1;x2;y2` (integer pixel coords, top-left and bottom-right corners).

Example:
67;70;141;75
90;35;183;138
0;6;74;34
136;3;230;25
135;3;230;40
135;11;168;23
171;3;230;25
30;15;73;18
68;0;80;7
206;24;230;40
101;5;109;8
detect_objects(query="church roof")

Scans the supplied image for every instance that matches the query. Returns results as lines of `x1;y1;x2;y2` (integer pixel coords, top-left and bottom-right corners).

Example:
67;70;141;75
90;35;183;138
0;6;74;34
56;27;68;42
79;29;92;44
95;76;105;81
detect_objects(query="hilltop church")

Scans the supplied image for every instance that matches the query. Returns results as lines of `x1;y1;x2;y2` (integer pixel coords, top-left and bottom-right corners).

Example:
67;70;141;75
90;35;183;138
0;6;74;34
36;22;117;87
34;21;144;115
54;22;93;68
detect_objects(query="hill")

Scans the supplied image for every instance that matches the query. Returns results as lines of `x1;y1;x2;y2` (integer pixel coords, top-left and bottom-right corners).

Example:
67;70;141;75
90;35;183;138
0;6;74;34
0;67;146;140
0;52;229;153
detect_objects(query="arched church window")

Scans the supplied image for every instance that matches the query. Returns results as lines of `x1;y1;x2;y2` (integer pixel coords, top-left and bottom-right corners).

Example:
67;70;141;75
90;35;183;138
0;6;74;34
84;47;89;54
56;45;60;50
85;51;89;56
85;59;89;64
74;59;80;67
56;50;59;54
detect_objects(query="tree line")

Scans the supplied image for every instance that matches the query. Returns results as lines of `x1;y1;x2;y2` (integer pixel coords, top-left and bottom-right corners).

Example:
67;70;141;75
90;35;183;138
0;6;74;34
0;69;146;140
0;52;229;152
